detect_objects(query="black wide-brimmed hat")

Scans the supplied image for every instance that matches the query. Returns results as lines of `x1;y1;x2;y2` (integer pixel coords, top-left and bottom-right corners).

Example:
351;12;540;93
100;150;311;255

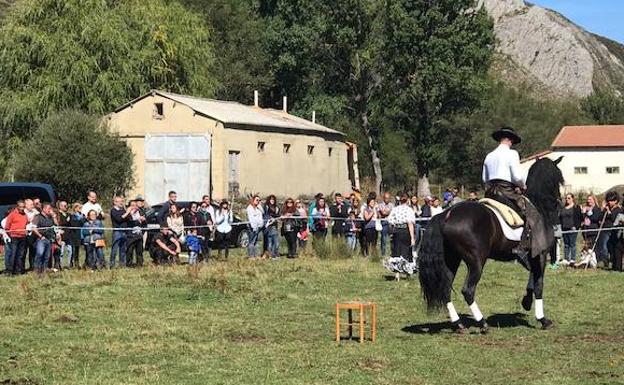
492;126;522;144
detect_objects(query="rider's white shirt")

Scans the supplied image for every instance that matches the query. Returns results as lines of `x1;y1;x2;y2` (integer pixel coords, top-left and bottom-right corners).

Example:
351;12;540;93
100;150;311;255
482;144;525;187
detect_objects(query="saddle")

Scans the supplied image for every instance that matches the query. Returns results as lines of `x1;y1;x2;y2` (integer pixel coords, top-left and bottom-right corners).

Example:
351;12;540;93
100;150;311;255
479;198;524;228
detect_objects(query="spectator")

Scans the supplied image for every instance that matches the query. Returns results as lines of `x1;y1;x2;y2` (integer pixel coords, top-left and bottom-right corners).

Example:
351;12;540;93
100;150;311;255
24;198;39;272
263;195;280;259
468;191;479;202
281;198;300;258
311;197;330;239
69;203;86;268
3;200;28;275
349;197;362;217
214;200;233;259
126;199;146;267
581;194;602;250
409;195;421;216
420;196;432;219
246;195;264;259
56;201;74;268
449;188;463;206
330;193;349;237
151;225;181;265
32;203;57;274
308;193;323;232
184;201;207;259
186;229;202;265
295;199;308;249
361;197;378;257
81;209;105;270
377;192;394;257
199;196;215;259
33;198;42;212
344;211;360;251
158;191;178;223
82;191;104;219
430;196;444;217
166;204;185;243
560;193;582;263
200;195;216;242
599;191;622;269
388;193;417;260
110;196;131;268
443;188;454;207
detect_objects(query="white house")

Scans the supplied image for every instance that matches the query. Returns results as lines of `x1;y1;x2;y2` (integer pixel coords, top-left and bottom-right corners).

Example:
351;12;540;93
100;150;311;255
520;125;624;194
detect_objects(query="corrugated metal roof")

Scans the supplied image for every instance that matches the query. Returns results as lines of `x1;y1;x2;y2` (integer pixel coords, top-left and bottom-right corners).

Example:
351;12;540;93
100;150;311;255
116;90;344;137
552;125;624;148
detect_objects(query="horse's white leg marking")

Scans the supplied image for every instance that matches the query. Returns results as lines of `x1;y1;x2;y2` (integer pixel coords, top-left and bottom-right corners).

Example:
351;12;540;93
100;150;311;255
535;299;544;319
469;302;484;322
447;302;460;322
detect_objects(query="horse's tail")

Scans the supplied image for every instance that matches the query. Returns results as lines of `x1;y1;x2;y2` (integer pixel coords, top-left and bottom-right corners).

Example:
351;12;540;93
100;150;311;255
418;213;452;312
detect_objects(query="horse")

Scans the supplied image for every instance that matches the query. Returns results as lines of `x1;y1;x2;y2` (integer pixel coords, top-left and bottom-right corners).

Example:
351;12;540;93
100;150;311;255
418;157;564;333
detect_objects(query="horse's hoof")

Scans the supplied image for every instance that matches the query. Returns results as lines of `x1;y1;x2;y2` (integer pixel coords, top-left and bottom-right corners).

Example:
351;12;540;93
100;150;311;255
521;295;533;311
453;321;468;334
538;318;554;330
478;320;490;334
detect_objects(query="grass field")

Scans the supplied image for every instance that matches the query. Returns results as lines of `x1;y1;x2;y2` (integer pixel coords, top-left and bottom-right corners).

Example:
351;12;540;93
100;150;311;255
0;247;623;385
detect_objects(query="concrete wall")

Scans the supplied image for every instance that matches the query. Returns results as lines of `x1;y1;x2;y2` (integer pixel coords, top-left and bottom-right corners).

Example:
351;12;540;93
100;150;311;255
108;94;351;201
520;148;624;194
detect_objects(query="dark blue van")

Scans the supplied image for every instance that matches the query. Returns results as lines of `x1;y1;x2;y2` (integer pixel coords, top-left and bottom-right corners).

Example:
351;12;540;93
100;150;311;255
0;183;56;219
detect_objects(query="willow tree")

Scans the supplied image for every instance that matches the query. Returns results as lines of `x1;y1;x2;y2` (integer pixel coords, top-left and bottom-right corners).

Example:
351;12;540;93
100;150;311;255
0;0;217;176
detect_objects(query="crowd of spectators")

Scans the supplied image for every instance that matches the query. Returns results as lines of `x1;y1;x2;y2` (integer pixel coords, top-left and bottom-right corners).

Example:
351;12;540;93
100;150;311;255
3;185;621;275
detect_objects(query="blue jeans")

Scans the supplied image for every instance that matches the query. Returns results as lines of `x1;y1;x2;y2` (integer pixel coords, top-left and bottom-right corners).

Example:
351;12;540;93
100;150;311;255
247;228;263;257
266;227;279;257
86;244;105;270
562;231;578;262
346;234;357;251
380;224;390;256
597;231;611;263
188;251;198;265
60;243;73;268
110;231;127;267
34;238;51;272
4;238;26;274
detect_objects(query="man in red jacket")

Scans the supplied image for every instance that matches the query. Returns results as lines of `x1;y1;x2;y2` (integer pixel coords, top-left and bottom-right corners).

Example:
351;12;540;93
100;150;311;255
3;200;28;275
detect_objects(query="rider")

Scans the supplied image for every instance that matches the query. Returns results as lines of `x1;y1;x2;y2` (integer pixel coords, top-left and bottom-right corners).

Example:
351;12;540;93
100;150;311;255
482;126;531;269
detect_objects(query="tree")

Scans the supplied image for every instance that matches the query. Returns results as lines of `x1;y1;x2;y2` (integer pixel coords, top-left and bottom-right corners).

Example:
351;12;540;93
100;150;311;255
259;0;387;193
380;0;495;196
0;0;217;176
581;90;624;124
13;110;134;203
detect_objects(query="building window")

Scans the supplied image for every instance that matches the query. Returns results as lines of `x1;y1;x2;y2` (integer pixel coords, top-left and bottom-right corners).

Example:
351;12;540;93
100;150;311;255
257;141;265;152
606;166;620;174
153;103;164;118
574;167;588;175
307;145;314;155
283;143;291;154
328;147;333;157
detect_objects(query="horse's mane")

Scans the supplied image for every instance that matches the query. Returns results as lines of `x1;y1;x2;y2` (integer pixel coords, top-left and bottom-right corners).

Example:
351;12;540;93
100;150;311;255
525;158;564;227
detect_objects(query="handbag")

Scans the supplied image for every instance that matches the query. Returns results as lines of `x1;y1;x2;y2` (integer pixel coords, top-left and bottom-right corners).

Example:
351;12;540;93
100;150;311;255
374;211;383;232
95;239;106;248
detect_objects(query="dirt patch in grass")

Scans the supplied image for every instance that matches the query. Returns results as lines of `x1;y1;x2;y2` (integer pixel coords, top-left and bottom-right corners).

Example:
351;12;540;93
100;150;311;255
55;314;78;323
226;332;266;343
356;357;387;371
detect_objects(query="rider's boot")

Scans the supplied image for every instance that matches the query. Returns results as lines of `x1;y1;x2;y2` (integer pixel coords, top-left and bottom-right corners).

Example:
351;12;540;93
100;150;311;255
512;231;531;271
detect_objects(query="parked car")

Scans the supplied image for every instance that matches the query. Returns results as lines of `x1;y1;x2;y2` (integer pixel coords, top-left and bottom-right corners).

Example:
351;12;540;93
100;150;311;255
143;201;250;248
0;183;56;219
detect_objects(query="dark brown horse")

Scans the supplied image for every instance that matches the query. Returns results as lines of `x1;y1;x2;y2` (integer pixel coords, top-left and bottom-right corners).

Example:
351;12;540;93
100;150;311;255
418;157;564;333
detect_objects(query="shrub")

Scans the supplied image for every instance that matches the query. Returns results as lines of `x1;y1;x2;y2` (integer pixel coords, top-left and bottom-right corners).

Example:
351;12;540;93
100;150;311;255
13;110;134;203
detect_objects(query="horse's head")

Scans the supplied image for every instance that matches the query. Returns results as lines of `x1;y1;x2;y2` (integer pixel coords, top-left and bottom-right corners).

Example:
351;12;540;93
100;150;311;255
526;156;564;226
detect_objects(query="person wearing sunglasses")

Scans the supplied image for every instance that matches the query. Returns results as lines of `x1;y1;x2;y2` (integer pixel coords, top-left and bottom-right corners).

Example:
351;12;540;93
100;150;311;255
559;193;582;263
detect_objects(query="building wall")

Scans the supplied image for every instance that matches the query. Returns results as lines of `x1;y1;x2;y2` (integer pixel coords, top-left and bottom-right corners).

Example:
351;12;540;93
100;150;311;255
520;149;624;194
219;128;350;198
108;94;351;202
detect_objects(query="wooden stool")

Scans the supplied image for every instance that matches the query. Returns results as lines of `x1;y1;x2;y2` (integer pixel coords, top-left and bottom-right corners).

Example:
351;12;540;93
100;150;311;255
335;301;376;343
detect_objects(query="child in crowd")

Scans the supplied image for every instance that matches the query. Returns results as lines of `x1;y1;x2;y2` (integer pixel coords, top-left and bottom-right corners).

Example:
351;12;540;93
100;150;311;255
186;229;203;265
344;211;360;251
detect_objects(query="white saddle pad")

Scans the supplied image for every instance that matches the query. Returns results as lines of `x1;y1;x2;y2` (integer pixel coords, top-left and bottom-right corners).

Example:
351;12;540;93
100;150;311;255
486;206;523;241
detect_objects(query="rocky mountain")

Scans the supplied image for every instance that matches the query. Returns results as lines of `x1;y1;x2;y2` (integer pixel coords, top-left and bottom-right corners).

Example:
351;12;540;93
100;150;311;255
482;0;624;99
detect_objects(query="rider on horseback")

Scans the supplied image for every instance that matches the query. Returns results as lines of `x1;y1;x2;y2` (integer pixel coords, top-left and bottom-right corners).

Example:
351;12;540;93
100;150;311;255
482;127;533;269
